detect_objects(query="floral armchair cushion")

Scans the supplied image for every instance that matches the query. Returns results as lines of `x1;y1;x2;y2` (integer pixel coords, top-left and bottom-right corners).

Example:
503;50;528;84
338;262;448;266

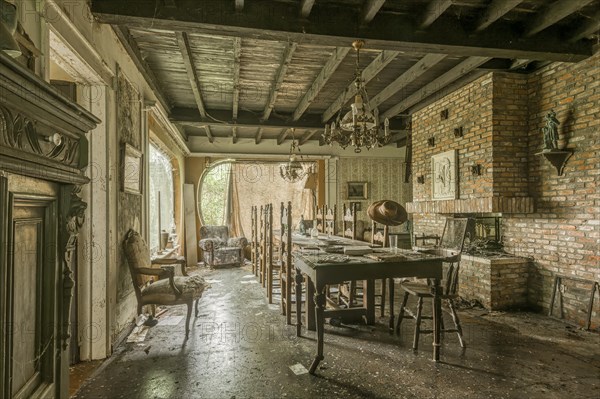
199;225;248;267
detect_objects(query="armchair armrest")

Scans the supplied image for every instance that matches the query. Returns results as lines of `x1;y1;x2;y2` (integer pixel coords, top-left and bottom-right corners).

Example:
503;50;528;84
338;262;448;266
158;265;181;296
199;238;219;251
227;237;248;248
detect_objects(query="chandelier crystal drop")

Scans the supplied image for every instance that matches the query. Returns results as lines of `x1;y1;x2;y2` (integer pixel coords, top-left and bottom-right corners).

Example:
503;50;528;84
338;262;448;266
322;40;391;153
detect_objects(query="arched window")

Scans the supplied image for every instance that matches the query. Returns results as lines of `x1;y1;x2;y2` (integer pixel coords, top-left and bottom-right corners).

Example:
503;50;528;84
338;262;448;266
198;160;232;226
149;144;174;252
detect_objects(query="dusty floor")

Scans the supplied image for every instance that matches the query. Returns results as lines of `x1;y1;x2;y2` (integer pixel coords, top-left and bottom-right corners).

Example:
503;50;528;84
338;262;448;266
74;265;599;399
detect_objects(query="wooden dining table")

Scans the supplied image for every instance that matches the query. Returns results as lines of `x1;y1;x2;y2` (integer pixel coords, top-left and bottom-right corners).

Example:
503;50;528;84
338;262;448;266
288;233;445;374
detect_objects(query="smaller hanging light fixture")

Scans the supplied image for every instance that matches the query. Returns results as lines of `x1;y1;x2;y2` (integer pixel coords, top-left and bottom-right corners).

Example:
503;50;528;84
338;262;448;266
279;130;307;183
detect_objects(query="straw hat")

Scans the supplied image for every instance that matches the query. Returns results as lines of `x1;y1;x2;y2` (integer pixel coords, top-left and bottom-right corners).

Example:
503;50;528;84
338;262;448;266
367;200;407;226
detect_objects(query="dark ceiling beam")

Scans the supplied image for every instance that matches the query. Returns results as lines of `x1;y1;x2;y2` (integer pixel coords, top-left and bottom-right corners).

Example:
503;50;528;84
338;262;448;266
568;9;600;42
420;0;453;29
362;0;386;24
322;49;399;122
176;31;214;143
91;0;592;62
172;107;407;130
292;47;350;121
368;53;447;110
255;128;263;144
382;56;491;119
232;37;242;120
112;26;171;112
475;0;523;31
262;42;298;121
235;0;244;12
299;130;318;146
299;0;315;18
277;128;290;145
525;0;595;37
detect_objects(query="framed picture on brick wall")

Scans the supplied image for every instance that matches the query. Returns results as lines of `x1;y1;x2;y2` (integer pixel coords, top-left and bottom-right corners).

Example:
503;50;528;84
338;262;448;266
431;150;457;200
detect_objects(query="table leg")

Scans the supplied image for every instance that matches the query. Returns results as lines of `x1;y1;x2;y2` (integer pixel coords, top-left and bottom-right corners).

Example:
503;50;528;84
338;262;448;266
295;270;303;337
388;278;395;332
309;289;326;374
432;277;442;362
306;276;316;331
363;279;376;325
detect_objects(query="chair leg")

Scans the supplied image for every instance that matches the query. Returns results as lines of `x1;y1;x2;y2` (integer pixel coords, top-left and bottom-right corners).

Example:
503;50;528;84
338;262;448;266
349;281;356;307
395;291;409;335
185;301;193;338
267;264;273;304
448;299;466;348
413;297;423;350
137;303;142;316
380;278;386;317
194;298;200;317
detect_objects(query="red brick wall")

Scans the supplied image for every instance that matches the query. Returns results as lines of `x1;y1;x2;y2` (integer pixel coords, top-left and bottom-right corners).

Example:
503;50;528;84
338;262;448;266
504;52;600;327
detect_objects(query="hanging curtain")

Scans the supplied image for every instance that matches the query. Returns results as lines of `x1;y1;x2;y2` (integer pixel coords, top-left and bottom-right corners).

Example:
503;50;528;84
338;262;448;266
229;163;245;238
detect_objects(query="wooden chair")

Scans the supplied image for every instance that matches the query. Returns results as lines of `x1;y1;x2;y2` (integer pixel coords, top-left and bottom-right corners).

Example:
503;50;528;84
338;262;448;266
123;229;209;338
371;221;389;317
342;203;358;240
279;201;294;324
394;217;471;349
324;204;337;236
263;204;277;303
251;206;259;275
315;206;325;233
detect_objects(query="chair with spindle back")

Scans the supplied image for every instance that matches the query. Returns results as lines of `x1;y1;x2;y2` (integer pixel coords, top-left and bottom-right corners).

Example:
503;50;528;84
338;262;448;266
315;205;325;233
263;204;277;303
323;204;337;236
394;217;471;349
251;206;258;275
279;201;294;324
342;203;358;240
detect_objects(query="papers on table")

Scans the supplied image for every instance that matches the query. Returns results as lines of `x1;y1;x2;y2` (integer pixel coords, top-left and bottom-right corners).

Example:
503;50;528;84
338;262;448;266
343;246;373;256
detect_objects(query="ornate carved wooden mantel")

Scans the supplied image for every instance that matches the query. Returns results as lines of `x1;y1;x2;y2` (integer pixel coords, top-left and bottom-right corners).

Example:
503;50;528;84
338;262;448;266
0;52;99;398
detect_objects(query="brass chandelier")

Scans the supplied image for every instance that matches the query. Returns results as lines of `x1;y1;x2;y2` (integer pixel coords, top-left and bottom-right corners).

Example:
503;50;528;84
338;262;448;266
279;135;306;183
322;40;390;153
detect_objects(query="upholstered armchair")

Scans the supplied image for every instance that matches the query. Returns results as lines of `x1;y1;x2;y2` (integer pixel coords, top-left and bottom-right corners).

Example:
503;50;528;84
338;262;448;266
123;230;209;337
199;225;248;268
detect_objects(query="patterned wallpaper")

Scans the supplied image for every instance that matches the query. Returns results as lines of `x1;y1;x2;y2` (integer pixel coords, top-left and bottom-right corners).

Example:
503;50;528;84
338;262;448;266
335;157;412;228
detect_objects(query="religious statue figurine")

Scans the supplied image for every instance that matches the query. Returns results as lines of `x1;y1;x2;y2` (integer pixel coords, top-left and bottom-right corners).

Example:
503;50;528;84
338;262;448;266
542;110;560;150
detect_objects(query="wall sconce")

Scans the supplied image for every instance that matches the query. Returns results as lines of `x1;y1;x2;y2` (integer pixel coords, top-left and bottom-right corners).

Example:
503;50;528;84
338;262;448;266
440;109;449;120
427;137;435;147
471;164;482;176
454;127;463;138
417;175;425;184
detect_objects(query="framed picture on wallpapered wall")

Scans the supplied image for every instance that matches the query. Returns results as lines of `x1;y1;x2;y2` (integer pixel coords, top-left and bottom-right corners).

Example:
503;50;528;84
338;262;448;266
347;181;368;200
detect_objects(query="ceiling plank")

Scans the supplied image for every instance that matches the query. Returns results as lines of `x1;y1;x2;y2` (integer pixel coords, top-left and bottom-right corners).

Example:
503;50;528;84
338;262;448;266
475;0;524;31
255;127;263;144
526;0;595;37
232;126;238;144
176;31;208;118
277;128;290;145
420;0;453;29
322;49;399;123
292;47;350;121
92;1;592;62
362;0;386;24
382;56;491;119
235;0;244;12
299;130;318;145
299;0;315;18
368;53;447;110
232;37;242;120
568;9;600;42
112;26;171;112
172;107;406;130
262;42;298;122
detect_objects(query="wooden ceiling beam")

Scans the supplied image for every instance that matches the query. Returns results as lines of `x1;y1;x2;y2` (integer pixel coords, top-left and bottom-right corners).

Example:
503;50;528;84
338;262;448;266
382;56;491;119
232;37;242;120
262;42;298;122
255;127;263;144
568;9;600;42
277;128;290;145
420;0;453;29
475;0;523;31
362;0;386;24
292;47;350;121
299;130;318;145
526;0;595;37
92;1;593;62
176;31;207;118
112;26;171;112
322;49;399;123
368;53;447;110
204;126;215;143
299;0;315;18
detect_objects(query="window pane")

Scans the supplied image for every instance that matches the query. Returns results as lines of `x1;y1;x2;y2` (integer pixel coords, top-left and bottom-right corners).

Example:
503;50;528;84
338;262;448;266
199;162;231;226
149;144;174;252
